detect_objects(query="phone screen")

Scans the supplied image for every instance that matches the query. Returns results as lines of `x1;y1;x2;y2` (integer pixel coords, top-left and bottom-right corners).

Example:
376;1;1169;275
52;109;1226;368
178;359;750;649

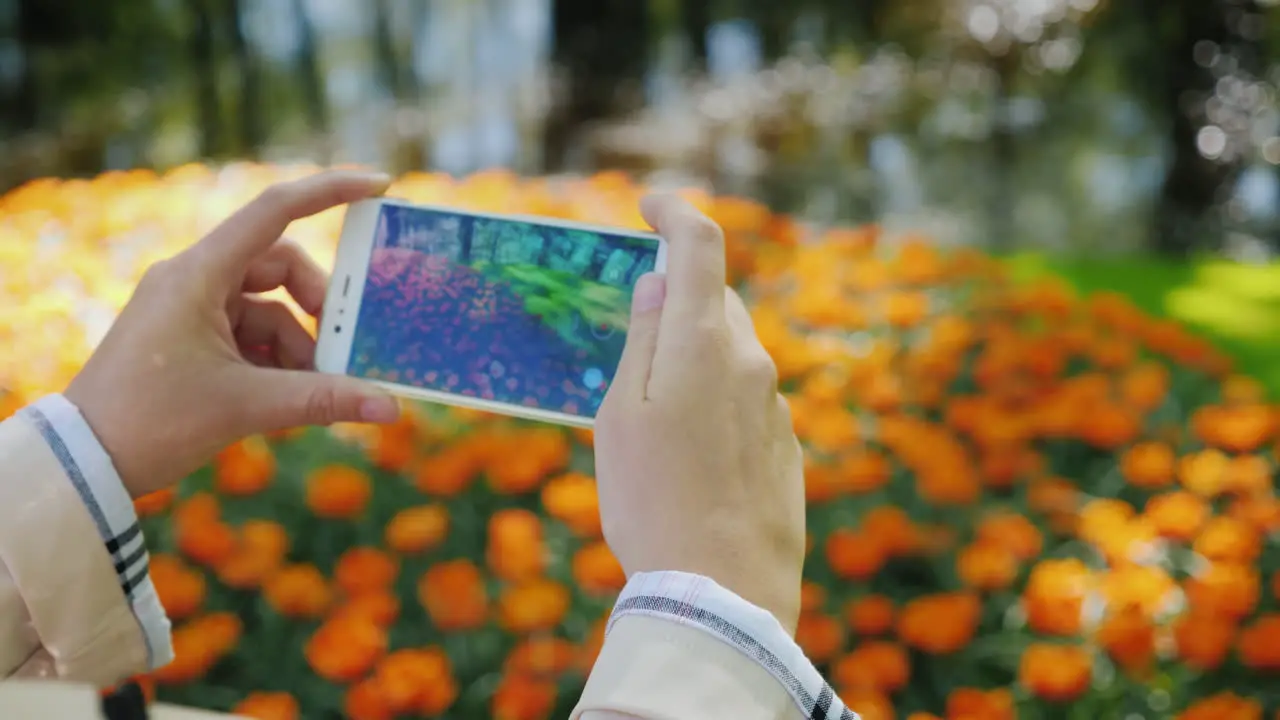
345;203;661;420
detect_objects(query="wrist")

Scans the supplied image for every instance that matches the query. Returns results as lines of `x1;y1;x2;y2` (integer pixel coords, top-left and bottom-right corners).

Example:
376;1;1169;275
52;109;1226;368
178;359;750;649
63;382;145;499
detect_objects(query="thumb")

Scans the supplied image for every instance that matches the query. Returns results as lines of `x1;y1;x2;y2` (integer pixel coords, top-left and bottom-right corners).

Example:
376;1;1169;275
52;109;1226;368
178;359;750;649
244;370;401;431
612;272;666;400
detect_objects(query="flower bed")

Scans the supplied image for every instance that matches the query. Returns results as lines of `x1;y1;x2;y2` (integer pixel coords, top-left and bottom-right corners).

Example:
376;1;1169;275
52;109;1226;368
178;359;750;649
1;165;1277;720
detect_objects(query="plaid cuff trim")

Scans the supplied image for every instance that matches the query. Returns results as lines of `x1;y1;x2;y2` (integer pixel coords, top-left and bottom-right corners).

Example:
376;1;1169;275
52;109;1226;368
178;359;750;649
609;571;859;720
21;395;173;670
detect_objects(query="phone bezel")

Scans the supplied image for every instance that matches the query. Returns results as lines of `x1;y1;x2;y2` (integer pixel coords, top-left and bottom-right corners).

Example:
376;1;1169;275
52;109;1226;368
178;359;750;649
314;196;669;428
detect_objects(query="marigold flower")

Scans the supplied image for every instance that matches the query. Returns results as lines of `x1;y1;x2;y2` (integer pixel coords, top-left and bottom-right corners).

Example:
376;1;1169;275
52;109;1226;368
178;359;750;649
832;641;910;694
845;595;895;636
1145;490;1210;541
826;529;887;581
149;554;206;621
371;647;457;715
1022;558;1092;636
305;465;372;519
491;674;557;720
1173;611;1236;671
1097;608;1156;673
1237;613;1280;672
540;472;602;537
1121;441;1176;489
263;564;331;618
897;592;981;654
231;692;299;720
835;687;894;720
571;541;626;595
1176;691;1263;720
498;579;571;634
1185;562;1260;620
947;687;1016;720
385;504;450;554
415;442;483;496
505;636;577;679
306;614;387;683
794;612;845;664
213;436;275;496
418;560;488;631
1018;643;1092;702
487;509;547;583
334;547;399;597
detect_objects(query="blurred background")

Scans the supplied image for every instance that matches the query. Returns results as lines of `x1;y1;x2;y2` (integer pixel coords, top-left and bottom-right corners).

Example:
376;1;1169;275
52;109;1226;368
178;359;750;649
2;0;1280;260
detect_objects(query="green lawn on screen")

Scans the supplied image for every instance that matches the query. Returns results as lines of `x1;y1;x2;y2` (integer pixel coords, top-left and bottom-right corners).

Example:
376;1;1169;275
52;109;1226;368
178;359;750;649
1006;254;1280;396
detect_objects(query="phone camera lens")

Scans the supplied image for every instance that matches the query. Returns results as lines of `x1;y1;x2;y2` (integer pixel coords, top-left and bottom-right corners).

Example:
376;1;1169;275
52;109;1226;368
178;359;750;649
335;325;343;333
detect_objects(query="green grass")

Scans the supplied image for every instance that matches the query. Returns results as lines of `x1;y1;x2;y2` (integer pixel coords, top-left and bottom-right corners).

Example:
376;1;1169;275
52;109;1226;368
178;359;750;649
1005;254;1280;396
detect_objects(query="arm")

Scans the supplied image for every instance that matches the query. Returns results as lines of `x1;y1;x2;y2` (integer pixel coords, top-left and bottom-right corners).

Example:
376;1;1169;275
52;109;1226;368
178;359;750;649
573;572;857;720
0;395;172;685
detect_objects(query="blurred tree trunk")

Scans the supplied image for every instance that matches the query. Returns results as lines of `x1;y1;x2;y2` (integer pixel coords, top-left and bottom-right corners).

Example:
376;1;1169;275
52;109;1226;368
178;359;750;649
372;0;405;100
545;0;649;169
291;0;329;134
188;0;223;158
1148;0;1237;256
226;0;263;156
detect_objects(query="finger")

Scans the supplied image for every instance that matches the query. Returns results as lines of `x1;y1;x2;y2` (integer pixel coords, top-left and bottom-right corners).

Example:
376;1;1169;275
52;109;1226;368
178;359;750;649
239;369;401;431
609;272;666;402
234;297;317;370
241;238;330;316
639;193;726;327
724;287;780;401
194;169;391;282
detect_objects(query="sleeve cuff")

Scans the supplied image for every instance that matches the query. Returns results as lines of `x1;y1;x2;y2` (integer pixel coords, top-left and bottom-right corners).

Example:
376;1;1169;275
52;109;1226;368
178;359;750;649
22;395;173;670
608;571;858;720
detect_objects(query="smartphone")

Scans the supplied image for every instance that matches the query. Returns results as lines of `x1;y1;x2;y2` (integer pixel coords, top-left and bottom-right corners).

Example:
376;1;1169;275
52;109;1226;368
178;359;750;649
315;198;668;427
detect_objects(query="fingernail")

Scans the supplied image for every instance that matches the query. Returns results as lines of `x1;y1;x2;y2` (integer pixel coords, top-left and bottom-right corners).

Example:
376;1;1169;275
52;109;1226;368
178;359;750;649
632;273;667;313
360;395;400;423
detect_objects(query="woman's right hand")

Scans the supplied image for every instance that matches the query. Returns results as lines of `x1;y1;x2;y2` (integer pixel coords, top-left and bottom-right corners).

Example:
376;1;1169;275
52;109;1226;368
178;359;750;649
594;194;805;633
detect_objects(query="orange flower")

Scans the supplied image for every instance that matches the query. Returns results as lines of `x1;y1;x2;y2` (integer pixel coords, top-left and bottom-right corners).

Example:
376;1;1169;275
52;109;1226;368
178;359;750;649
1018;643;1091;702
491;674;557;720
1174;611;1236;670
1099;564;1175;618
845;595;895;636
134;488;175;517
335;547;399;597
1022;559;1092;636
487;509;547;582
840;449;892;493
505;636;577;679
801;582;828;613
345;678;392;720
1185;562;1260;620
150;613;241;685
176;519;237;568
385;505;450;554
231;692;299;720
305;465;372;519
418;560;488;631
486;428;570;494
1176;692;1263;720
836;688;894;720
332;590;401;627
415;443;482;496
957;541;1018;592
149;554;206;621
305;614;387;683
541;472;603;537
826;529;887;581
1145;491;1210;541
794;613;845;664
1192;403;1274;453
499;579;571;634
947;687;1016;720
832;641;910;694
1077;402;1140;449
371;647;458;715
897;592;981;655
213;436;275;496
975;512;1043;561
863;506;921;557
1193;516;1262;564
370;415;417;473
1121;441;1176;489
1237;613;1280;671
1178;449;1230;497
1119;362;1169;411
572;541;626;594
1097;608;1156;673
216;520;290;590
1225;454;1273;495
263;564;331;618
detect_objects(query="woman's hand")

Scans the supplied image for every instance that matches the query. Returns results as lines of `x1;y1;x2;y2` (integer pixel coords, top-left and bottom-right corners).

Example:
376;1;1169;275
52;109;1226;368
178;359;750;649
594;194;806;632
65;170;402;499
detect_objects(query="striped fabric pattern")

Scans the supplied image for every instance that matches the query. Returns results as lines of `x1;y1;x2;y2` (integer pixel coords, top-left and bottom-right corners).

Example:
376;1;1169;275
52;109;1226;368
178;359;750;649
609;571;860;720
21;395;173;670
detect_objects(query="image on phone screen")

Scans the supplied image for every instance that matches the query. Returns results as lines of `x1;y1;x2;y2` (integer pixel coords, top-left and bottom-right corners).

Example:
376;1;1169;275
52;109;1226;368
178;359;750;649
344;203;660;421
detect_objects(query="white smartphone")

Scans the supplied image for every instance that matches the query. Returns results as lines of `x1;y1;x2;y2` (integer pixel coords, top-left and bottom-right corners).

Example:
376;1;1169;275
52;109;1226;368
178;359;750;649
315;197;668;428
